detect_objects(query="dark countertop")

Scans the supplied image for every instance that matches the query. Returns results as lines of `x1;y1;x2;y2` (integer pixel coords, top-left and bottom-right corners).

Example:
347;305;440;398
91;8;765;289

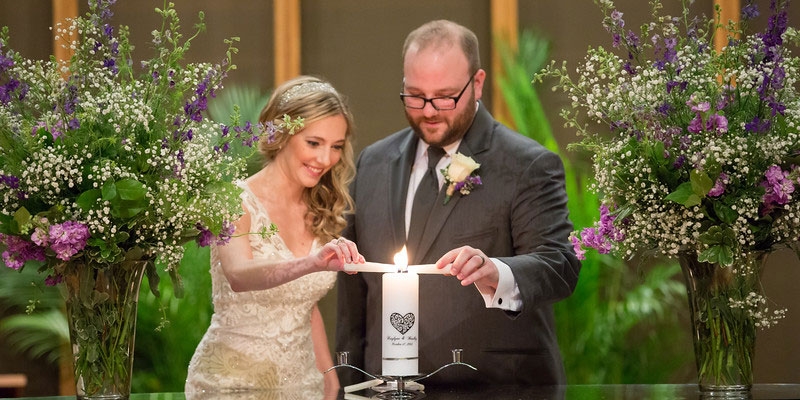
5;384;800;400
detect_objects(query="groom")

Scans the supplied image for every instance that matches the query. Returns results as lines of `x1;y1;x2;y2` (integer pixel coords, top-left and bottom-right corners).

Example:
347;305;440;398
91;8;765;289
336;19;581;387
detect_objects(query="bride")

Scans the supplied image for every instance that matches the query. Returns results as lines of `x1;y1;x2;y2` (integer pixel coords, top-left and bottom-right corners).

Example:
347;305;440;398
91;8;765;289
185;76;363;397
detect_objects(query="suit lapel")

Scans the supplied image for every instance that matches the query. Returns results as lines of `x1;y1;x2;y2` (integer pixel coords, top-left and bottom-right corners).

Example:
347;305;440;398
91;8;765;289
413;184;460;264
411;104;494;264
391;132;419;255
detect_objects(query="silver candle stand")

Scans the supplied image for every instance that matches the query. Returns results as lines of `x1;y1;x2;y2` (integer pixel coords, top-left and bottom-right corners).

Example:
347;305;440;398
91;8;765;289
324;348;477;399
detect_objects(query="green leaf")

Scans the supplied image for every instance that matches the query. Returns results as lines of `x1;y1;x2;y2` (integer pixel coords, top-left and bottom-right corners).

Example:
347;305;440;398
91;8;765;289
665;181;702;207
0;212;16;234
12;207;32;233
712;202;738;225
690;169;714;197
698;245;734;266
105;179;148;219
169;268;184;299
115;179;146;201
101;181;118;201
76;189;102;211
111;199;147;219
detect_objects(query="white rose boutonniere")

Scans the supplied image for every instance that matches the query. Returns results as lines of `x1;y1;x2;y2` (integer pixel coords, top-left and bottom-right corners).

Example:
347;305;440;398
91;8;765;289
442;153;482;204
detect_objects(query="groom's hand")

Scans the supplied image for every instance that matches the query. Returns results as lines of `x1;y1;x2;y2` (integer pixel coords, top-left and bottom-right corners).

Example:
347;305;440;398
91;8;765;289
436;246;498;289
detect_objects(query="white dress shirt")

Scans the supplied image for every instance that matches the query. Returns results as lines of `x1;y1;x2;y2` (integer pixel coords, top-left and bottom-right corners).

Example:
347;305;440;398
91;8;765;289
405;138;522;312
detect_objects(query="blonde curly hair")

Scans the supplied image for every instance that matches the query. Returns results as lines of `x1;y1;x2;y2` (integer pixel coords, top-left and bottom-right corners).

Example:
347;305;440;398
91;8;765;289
258;76;356;242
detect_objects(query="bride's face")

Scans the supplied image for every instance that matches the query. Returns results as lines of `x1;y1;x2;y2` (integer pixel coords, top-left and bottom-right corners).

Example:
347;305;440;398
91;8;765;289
275;114;347;189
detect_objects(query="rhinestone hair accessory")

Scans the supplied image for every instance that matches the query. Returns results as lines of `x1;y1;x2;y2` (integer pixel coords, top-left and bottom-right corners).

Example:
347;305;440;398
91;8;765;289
278;81;338;107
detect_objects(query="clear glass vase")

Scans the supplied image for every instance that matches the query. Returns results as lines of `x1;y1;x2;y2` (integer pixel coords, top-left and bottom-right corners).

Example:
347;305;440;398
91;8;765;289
679;252;764;398
61;259;149;400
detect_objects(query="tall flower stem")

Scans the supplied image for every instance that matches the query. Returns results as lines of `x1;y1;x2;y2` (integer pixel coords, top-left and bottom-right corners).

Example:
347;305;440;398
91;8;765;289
61;259;149;399
679;252;764;396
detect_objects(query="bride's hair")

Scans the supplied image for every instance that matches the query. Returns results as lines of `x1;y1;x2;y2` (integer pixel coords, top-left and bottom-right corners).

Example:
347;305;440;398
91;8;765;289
257;75;356;242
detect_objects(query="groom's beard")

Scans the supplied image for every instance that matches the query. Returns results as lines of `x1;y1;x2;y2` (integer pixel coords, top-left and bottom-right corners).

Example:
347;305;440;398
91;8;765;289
405;90;476;148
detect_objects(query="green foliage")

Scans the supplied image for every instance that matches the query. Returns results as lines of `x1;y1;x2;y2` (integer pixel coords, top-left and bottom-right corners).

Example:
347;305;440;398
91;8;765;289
496;29;691;383
0;266;68;366
132;242;213;392
130;86;270;391
207;85;272;175
104;85;274;392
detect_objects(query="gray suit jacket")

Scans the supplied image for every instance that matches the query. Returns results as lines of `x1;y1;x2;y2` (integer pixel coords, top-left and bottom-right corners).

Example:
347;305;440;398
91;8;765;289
336;105;580;387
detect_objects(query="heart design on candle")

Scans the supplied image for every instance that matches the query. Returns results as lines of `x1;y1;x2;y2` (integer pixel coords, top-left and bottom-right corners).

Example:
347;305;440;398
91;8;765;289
389;312;415;335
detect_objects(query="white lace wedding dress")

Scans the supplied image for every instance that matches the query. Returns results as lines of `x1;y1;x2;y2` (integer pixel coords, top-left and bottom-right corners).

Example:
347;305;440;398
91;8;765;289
185;182;337;394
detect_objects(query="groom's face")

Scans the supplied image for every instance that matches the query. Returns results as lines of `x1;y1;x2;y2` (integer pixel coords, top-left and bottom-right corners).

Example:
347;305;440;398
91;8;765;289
402;44;483;148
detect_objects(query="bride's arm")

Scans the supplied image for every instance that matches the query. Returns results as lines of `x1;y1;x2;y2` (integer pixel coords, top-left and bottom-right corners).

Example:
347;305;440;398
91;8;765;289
217;204;362;292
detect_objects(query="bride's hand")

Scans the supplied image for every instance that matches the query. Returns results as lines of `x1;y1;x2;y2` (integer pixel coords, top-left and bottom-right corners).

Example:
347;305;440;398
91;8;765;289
315;237;365;271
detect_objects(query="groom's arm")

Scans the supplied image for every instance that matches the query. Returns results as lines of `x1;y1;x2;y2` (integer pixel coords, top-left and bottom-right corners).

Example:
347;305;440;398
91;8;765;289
499;149;581;310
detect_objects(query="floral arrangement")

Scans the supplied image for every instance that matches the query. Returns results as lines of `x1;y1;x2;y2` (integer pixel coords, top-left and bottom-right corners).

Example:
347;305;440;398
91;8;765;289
442;152;482;204
0;0;261;289
535;0;799;389
536;0;800;270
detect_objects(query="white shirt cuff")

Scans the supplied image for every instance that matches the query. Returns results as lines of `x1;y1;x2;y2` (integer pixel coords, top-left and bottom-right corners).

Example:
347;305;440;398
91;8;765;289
477;258;522;312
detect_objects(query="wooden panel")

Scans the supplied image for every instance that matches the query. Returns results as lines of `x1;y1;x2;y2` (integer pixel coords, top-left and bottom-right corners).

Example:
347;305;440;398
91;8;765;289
714;0;741;52
0;374;26;397
490;0;518;127
52;0;78;63
274;0;301;85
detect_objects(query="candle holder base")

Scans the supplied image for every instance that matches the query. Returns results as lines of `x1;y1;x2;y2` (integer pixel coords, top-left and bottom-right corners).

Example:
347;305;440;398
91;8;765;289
325;349;476;399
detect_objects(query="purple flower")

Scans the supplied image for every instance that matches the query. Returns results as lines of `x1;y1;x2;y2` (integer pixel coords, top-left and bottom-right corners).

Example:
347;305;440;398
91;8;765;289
708;172;729;197
688;115;705;133
217;221;235;245
48;221;90;261
571;235;586;260
0;174;19;189
103;58;118;74
612;33;622;48
745;116;771;134
708;114;728;135
623;61;636;75
264;121;278;143
0;234;46;270
31;226;50;247
579;227;613;254
689;101;710;113
626;30;640;50
761;165;795;214
742;2;759;20
665;80;687;94
63;85;79;115
573;205;625;257
45;274;63;286
196;224;214;247
196;222;235;247
673;154;687;169
103;24;114;40
610;10;624;28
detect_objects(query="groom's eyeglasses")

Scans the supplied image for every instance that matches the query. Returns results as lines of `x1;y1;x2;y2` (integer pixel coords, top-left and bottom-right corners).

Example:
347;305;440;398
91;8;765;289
400;75;474;111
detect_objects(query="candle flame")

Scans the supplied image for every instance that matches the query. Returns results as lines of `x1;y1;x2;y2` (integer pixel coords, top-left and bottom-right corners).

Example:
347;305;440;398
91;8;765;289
394;246;409;272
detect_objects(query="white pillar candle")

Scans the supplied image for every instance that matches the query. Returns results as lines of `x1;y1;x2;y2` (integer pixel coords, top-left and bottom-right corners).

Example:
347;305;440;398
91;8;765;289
381;272;419;376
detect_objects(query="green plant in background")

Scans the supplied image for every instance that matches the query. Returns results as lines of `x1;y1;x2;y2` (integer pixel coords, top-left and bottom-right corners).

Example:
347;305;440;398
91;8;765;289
132;243;212;392
207;86;272;175
0;265;67;365
496;30;691;383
